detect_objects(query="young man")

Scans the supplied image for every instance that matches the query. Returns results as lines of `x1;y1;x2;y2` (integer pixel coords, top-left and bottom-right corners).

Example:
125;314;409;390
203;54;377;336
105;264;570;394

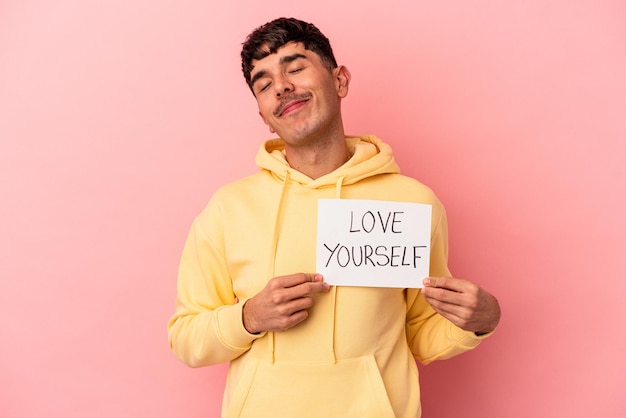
168;17;500;417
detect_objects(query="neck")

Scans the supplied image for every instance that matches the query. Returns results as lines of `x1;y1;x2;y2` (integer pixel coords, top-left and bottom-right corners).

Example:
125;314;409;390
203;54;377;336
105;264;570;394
284;135;351;180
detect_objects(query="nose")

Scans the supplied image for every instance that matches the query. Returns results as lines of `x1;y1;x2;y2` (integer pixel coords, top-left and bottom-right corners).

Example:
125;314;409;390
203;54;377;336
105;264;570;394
274;75;293;97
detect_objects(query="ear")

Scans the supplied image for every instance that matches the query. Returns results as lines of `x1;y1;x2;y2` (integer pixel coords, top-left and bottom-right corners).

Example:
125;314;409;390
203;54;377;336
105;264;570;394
334;65;351;98
259;111;276;133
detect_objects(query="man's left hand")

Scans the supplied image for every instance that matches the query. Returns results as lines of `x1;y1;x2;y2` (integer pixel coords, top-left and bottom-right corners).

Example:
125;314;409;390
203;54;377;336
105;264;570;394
421;277;501;335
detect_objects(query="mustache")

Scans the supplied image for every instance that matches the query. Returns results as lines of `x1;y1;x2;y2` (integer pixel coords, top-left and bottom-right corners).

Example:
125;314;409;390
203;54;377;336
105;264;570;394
273;93;312;117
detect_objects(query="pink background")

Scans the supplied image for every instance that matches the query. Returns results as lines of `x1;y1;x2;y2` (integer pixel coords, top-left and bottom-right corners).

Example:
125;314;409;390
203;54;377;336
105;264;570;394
1;1;625;417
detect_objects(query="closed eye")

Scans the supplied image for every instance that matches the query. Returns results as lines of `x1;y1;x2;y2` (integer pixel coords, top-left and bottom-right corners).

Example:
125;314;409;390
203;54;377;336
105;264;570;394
258;81;271;93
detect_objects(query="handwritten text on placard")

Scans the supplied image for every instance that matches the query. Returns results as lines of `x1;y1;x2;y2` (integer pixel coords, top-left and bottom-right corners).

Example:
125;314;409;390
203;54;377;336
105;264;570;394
316;199;432;288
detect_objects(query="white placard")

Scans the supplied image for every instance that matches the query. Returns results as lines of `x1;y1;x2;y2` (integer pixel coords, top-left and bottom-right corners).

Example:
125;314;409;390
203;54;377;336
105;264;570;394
316;199;432;288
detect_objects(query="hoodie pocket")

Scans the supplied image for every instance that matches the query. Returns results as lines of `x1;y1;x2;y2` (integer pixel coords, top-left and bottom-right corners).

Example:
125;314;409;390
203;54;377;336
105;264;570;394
225;355;395;418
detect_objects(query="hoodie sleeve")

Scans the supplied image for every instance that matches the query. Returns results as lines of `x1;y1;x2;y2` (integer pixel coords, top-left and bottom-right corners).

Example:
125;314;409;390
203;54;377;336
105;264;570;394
167;198;265;367
405;203;484;364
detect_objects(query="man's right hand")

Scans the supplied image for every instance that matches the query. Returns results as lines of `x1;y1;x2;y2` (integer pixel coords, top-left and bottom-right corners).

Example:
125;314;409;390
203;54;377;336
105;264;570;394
242;273;331;334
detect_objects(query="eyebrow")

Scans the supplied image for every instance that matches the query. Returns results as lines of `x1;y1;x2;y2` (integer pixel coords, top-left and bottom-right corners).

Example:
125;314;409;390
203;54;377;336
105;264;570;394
280;53;307;65
250;53;308;87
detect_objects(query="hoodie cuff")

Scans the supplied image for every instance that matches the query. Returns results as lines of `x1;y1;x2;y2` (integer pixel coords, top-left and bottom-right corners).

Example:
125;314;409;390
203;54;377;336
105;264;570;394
447;321;486;349
215;302;266;350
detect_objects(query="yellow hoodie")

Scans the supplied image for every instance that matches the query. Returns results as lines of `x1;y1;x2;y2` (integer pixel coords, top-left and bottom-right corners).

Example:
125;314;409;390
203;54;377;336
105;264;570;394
168;135;485;417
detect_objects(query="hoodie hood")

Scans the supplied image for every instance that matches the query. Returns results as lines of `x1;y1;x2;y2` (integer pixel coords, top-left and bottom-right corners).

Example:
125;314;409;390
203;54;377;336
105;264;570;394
255;135;401;188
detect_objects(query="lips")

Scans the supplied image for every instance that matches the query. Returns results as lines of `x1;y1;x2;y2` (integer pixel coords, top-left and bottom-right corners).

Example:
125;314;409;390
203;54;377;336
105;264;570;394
274;93;312;117
279;100;307;116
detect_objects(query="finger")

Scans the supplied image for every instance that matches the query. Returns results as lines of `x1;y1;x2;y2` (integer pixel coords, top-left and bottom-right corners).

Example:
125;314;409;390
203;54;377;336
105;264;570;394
422;285;466;307
269;297;316;330
433;308;471;330
423;295;474;327
423;293;467;317
423;276;472;293
286;309;310;328
282;280;330;302
280;295;315;315
262;305;310;332
277;306;314;331
276;273;322;288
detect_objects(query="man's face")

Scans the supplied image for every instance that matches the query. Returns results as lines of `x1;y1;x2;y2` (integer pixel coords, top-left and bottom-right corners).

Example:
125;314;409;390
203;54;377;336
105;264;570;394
249;42;350;146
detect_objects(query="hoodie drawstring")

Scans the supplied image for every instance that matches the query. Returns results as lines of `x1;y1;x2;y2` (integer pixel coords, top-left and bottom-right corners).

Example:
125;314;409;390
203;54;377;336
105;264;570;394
329;286;338;363
268;170;291;363
329;175;345;363
267;172;345;364
335;176;345;199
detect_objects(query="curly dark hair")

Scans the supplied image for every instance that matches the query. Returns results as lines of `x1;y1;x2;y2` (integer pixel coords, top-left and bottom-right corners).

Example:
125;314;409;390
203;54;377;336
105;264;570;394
241;17;338;92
